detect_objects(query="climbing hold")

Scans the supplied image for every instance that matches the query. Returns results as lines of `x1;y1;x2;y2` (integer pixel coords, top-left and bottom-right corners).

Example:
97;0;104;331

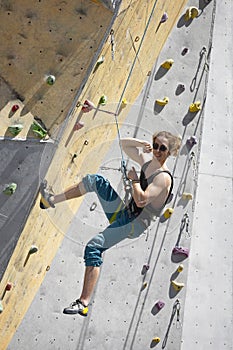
171;280;185;291
163;207;174;219
121;98;128;107
3;183;17;195
189;101;201;112
5;283;12;291
46;75;56;85
186;135;197;148
73;121;84;131
24;245;38;267
141;282;148;291
32;120;47;139
81;100;95;113
143;264;150;271
135;36;140;42
181;47;189;56
178;83;185;91
29;245;38;255
172;246;189;258
11;104;19;112
161;59;174;70
0;300;3;314
8;124;23;136
152;337;160;343
156;97;169;106
177;264;184;273
1;283;13;300
84;140;89;146
160;12;168;23
184;7;199;21
182;192;193;200
154;300;165;310
98;95;107;105
96;55;105;65
90;202;97;211
71;153;77;162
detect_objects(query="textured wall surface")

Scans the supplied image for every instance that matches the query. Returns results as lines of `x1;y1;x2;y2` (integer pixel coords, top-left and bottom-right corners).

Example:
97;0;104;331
7;1;232;350
0;1;189;349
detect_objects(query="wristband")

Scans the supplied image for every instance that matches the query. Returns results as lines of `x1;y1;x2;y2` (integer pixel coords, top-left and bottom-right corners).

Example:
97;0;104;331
131;179;140;183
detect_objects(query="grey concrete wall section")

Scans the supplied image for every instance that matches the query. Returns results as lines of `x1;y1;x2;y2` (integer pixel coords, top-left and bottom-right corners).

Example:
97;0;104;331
0;140;54;280
181;0;233;349
8;1;233;350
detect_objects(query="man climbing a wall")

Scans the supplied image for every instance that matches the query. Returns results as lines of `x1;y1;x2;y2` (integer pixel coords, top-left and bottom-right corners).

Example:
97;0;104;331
40;131;181;316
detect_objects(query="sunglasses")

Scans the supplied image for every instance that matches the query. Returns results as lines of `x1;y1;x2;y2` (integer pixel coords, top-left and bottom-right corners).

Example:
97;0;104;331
153;142;168;152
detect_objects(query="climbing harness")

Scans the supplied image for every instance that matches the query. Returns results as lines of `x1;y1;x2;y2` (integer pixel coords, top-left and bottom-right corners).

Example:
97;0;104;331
162;299;182;348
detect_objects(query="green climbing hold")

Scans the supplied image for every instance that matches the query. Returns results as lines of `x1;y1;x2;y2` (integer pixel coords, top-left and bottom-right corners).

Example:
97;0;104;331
8;124;23;136
46;75;56;85
98;95;107;105
32;121;47;139
3;183;17;195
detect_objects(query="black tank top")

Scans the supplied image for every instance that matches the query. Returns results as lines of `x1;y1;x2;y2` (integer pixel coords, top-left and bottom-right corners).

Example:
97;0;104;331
129;161;173;217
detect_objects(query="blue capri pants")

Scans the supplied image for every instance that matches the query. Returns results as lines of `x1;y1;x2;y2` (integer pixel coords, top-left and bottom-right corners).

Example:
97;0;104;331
82;174;147;267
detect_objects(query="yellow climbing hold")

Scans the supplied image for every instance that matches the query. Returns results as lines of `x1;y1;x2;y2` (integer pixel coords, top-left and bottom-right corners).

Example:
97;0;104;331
189;101;202;112
171;280;185;291
121;97;127;106
163;207;174;219
152;337;160;343
177;264;184;273
161;59;174;69
185;7;199;21
182;192;193;200
156;97;169;106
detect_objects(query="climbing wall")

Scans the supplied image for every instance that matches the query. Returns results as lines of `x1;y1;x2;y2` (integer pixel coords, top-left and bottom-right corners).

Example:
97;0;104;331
0;1;189;349
7;1;231;350
0;0;114;135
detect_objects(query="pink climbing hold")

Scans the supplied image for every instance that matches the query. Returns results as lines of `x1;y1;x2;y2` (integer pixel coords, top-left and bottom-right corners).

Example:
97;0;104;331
81;100;95;113
73;121;84;131
186;136;197;147
11;104;19;112
160;12;168;23
172;246;189;258
155;300;165;310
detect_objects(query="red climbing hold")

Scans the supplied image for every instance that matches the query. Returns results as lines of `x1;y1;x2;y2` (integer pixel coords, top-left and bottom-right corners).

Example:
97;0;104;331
11;104;19;112
81;100;95;113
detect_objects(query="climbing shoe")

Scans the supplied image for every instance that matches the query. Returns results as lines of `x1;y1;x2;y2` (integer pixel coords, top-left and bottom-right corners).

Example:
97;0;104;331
39;180;55;209
63;299;88;316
